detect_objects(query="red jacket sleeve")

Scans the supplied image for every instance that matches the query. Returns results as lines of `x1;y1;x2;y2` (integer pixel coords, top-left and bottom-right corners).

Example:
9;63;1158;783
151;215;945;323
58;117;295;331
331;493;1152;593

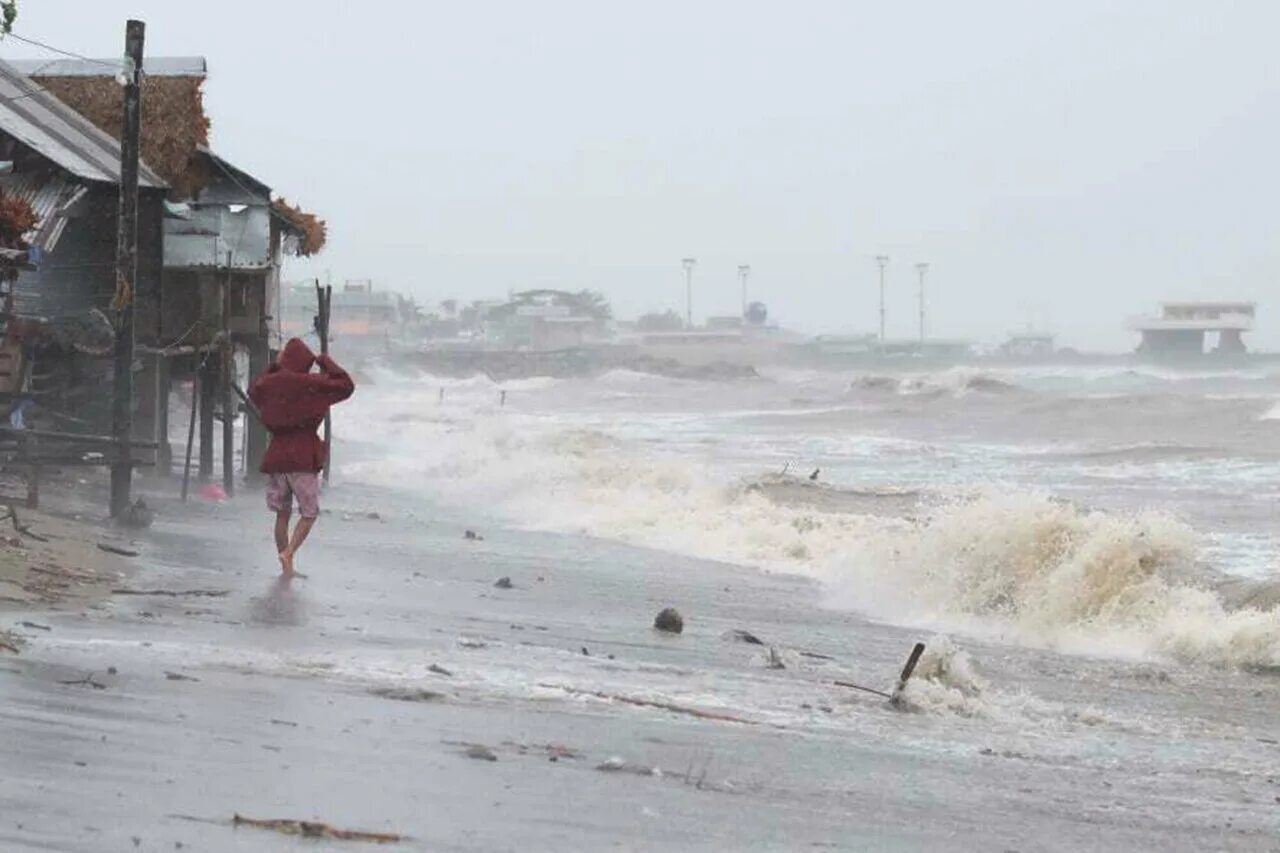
312;354;355;404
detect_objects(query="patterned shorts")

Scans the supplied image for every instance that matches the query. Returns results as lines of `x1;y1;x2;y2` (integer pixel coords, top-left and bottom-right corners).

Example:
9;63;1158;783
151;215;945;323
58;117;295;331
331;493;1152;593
265;472;321;519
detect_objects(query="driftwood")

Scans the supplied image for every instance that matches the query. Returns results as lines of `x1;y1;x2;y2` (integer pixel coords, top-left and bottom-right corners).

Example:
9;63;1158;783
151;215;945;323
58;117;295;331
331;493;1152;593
543;684;754;725
231;814;405;844
111;587;229;598
97;543;140;557
832;680;892;699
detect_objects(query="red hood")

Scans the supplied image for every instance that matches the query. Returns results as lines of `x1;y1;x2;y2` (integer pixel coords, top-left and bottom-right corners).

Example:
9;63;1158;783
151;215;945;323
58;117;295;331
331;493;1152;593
278;338;316;373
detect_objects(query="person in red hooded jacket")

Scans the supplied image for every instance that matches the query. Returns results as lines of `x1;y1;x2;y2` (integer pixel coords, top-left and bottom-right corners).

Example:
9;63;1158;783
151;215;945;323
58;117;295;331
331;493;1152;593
248;338;355;577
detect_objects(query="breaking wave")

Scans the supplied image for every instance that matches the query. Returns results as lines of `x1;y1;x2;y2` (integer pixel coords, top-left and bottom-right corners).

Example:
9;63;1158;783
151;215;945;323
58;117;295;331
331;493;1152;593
851;368;1020;397
341;374;1280;671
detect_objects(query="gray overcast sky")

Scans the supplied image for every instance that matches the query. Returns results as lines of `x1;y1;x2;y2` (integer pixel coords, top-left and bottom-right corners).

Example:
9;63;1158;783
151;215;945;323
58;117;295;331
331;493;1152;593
3;1;1278;350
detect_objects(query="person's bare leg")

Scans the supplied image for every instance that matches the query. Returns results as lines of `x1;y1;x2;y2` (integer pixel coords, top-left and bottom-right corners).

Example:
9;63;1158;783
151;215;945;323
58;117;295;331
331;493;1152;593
272;507;290;560
281;516;316;576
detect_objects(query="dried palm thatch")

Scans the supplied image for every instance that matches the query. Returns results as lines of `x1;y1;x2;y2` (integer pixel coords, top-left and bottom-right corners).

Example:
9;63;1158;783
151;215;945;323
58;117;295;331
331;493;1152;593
0;191;36;244
33;75;210;198
272;197;327;256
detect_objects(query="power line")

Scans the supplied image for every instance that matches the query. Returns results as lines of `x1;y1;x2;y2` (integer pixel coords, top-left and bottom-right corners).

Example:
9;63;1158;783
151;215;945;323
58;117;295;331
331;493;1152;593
5;32;123;69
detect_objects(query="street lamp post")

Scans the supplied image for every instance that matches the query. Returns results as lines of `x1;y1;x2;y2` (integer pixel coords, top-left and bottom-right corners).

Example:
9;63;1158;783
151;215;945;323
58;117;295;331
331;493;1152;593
875;255;889;345
738;264;751;319
682;257;697;328
916;262;929;349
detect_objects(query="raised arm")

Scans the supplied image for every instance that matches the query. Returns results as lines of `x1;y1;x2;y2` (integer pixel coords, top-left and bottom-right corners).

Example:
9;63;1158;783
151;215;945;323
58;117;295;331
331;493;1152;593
312;353;355;404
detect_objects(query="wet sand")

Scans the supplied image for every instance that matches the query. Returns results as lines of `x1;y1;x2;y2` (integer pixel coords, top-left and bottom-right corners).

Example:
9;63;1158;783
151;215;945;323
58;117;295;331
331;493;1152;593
0;505;127;612
1;480;1279;851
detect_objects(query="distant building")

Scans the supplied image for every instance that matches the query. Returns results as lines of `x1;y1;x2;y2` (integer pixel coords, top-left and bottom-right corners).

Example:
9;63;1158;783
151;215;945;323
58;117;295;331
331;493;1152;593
280;281;408;356
1001;331;1055;358
1129;302;1254;357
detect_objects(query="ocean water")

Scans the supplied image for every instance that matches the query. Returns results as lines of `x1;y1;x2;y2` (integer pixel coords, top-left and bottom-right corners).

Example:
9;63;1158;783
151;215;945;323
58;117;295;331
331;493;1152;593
339;361;1280;670
11;360;1280;850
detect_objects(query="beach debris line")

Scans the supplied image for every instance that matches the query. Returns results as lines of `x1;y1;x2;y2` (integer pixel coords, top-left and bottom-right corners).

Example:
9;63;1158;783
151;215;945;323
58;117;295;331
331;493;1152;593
368;686;446;703
542;684;754;725
464;744;499;761
833;641;927;706
653;607;684;634
231;814;406;844
59;669;112;689
111;587;229;598
597;756;663;777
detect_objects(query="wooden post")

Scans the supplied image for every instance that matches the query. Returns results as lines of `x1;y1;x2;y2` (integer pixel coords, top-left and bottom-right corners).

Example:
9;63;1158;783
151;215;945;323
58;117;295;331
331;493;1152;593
198;354;215;480
245;337;270;477
181;371;198;500
889;642;927;708
315;281;332;484
20;433;37;509
154;352;171;475
221;252;234;497
110;19;145;518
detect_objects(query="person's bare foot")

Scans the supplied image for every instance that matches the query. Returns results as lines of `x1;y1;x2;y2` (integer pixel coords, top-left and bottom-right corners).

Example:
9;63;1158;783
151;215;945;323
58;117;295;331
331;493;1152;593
279;549;295;578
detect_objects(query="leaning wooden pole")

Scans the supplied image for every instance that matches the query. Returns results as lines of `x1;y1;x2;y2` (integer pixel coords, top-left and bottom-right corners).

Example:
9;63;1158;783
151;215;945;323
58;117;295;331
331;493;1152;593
316;281;333;484
110;19;145;518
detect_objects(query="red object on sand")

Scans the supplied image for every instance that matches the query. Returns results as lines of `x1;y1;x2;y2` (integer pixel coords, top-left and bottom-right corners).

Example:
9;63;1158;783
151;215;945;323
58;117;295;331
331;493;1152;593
199;483;228;502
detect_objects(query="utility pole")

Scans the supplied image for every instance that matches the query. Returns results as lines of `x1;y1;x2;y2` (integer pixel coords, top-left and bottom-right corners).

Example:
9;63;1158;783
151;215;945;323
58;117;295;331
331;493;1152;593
682;257;696;328
875;255;889;345
916;262;929;350
737;264;750;319
110;19;144;518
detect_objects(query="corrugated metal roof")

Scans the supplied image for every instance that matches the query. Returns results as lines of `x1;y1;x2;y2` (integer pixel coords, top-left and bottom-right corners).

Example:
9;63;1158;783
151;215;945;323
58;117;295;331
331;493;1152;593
0;171;87;250
163;204;271;270
9;56;207;78
0;57;165;187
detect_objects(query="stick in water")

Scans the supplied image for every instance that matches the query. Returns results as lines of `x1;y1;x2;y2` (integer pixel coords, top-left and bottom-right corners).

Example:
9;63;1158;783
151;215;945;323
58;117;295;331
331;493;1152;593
890;642;927;707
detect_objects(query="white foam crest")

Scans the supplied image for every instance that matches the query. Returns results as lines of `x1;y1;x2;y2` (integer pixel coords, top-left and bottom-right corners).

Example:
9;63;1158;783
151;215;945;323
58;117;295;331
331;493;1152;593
341;378;1280;671
829;492;1280;668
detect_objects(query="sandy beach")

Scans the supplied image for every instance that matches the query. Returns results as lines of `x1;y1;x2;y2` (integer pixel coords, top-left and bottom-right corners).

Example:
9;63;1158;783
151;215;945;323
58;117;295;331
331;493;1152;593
2;463;1279;852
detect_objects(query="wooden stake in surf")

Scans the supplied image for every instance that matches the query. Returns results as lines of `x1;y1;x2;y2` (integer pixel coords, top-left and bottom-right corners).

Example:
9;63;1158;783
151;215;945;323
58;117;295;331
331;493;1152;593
832;641;927;707
889;642;927;708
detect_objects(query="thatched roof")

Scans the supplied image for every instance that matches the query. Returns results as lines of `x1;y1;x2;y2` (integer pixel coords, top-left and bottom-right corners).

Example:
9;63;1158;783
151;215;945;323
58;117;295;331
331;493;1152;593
272;197;327;257
33;74;209;198
23;60;327;256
